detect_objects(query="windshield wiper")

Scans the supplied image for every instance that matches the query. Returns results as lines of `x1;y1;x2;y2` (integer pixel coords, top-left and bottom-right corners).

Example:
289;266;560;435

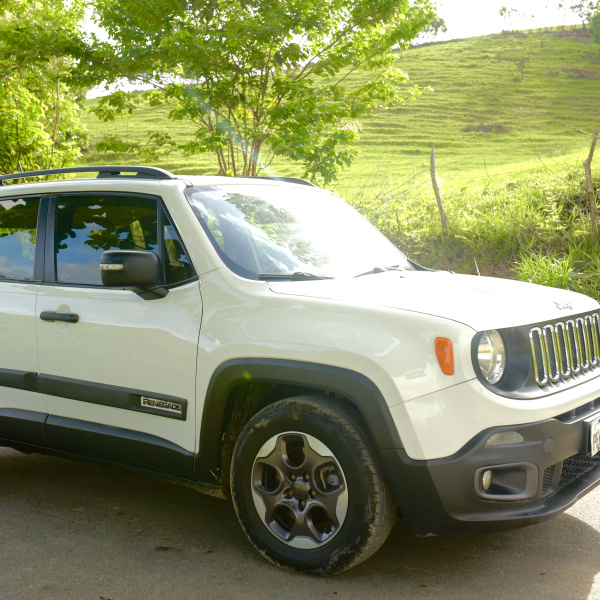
354;265;406;278
258;271;332;281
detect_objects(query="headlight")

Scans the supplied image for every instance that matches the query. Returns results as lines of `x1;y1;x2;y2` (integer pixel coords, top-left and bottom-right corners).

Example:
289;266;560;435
478;330;506;384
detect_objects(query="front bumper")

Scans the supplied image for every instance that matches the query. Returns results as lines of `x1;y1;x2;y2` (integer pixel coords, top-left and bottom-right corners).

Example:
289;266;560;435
382;403;600;535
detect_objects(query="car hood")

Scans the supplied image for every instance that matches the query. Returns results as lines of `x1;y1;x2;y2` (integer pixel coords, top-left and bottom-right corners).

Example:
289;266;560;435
267;271;599;331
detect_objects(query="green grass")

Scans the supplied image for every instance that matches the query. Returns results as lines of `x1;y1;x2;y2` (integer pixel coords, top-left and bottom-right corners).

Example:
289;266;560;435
79;27;600;299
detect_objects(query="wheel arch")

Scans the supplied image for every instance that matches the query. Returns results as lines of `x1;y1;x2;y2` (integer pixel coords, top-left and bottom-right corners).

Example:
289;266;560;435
195;358;403;494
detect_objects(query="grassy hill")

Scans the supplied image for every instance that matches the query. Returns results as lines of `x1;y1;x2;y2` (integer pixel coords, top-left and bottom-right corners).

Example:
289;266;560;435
81;27;600;191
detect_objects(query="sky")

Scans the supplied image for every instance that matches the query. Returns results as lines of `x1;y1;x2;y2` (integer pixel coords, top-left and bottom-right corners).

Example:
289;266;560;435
430;0;581;41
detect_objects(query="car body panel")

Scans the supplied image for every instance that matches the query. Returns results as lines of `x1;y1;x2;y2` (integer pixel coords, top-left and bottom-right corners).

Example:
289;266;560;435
36;281;202;454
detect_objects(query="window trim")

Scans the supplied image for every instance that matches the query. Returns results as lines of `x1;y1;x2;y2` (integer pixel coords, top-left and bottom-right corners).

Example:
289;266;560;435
44;191;198;290
0;193;46;285
160;205;197;289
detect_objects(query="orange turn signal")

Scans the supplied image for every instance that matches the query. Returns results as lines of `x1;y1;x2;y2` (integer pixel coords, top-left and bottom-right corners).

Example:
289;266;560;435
435;337;454;376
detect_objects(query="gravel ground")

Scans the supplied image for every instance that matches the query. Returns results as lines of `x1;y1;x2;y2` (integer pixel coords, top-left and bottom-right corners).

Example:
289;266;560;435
1;447;599;600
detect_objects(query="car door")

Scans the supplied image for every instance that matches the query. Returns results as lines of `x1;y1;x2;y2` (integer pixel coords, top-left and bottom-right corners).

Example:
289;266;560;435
0;193;48;446
36;191;202;478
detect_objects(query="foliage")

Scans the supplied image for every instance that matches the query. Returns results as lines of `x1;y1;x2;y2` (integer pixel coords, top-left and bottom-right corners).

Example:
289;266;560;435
0;0;87;175
418;16;447;42
589;11;600;42
84;0;437;184
559;1;600;29
494;39;538;80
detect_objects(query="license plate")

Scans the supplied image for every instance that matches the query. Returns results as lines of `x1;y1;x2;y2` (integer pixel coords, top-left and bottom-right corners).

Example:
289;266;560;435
589;417;600;457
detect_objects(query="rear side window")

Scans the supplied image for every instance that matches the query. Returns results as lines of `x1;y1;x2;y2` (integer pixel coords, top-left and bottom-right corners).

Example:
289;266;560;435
55;195;158;285
0;197;39;281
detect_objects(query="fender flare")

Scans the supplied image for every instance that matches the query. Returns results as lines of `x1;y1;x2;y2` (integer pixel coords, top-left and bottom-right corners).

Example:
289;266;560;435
195;358;403;484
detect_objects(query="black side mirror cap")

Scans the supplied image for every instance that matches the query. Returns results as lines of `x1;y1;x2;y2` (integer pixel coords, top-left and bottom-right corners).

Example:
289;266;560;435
100;250;169;299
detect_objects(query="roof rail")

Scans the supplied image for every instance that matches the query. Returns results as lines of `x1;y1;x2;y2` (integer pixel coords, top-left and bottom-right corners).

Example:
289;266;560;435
250;176;317;187
0;165;177;186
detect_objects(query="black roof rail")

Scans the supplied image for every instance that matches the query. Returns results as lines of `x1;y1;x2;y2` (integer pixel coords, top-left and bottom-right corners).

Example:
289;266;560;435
0;165;177;186
249;176;317;187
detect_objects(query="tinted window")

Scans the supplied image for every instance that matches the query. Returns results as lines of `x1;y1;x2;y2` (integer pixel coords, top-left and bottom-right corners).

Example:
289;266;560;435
0;197;39;281
162;209;195;286
55;195;158;285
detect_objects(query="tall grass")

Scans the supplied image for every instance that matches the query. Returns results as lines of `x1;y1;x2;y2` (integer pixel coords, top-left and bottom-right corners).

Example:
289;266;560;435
344;160;600;300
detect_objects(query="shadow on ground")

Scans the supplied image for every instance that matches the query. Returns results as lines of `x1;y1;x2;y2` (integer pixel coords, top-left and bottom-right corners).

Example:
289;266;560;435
1;448;598;600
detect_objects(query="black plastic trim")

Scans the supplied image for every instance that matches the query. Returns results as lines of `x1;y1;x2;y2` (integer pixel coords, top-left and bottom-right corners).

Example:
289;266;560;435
159;203;198;288
385;412;600;535
39;311;79;323
45;415;194;478
248;176;317;187
33;196;48;281
0;369;38;392
37;374;188;420
0;165;176;185
195;358;402;483
0;408;48;446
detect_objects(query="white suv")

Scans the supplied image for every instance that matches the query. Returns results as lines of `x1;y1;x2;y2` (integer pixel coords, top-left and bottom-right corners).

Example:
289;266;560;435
1;165;600;575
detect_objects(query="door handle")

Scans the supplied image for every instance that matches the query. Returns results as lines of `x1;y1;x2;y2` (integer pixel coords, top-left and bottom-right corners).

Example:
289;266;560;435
40;311;79;323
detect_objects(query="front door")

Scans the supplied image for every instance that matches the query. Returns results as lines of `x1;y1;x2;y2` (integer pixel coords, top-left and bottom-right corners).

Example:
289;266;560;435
36;191;201;478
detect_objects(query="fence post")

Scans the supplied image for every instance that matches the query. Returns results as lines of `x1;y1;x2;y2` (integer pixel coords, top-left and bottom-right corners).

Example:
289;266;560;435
584;127;599;242
430;145;448;236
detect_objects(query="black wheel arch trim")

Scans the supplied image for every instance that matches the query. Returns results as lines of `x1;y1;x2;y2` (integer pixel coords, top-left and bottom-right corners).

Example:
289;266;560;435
196;358;404;483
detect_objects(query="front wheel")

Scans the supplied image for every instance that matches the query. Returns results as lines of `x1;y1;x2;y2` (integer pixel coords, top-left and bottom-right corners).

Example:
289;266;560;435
230;395;396;575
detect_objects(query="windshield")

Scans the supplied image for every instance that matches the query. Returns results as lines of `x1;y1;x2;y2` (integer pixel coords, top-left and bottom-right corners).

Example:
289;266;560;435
185;184;413;280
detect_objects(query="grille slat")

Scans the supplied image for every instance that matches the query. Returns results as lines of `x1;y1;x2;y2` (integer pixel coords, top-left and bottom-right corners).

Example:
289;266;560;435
530;312;600;387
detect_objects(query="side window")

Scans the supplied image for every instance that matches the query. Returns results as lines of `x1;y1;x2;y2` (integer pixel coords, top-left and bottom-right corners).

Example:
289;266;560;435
55;195;158;285
0;196;39;281
162;209;195;286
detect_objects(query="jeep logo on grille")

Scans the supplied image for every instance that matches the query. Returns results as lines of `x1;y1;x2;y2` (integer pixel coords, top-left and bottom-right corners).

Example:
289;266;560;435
141;396;182;415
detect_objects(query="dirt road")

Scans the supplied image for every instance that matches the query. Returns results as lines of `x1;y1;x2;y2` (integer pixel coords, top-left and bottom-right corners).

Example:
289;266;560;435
1;447;599;600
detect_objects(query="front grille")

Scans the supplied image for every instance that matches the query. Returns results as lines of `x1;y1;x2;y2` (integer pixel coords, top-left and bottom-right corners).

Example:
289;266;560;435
557;453;600;491
530;313;600;386
542;465;555;494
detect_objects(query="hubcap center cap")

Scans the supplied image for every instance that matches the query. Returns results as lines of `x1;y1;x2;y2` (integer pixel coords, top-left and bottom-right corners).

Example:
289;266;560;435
292;480;309;499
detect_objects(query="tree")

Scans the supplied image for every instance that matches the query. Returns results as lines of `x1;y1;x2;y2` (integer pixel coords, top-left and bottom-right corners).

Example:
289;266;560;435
84;0;437;184
495;39;537;80
559;1;600;31
0;0;87;175
589;11;600;42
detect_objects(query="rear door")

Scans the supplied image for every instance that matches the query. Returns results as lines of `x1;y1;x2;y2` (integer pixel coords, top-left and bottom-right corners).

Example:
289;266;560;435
0;193;47;446
36;191;202;478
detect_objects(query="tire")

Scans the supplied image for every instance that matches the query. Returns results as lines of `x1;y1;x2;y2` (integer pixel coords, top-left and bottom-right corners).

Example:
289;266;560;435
230;395;396;575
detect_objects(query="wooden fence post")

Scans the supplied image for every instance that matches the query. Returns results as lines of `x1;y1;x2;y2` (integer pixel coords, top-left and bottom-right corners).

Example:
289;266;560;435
430;145;448;236
584;127;599;242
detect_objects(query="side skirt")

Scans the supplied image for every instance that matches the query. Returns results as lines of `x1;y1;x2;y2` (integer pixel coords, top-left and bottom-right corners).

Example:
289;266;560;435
46;415;195;479
0;437;224;499
0;409;202;484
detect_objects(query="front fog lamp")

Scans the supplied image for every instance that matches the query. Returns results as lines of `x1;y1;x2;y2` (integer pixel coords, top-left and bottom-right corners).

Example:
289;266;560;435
478;330;506;384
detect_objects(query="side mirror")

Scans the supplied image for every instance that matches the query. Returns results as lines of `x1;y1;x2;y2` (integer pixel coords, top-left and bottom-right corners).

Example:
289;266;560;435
100;250;168;299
